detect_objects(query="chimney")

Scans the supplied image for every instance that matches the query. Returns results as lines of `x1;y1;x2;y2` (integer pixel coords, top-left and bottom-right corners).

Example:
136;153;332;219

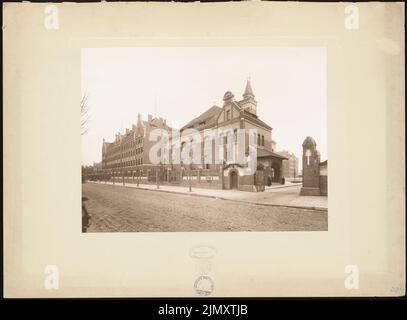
126;128;130;134
148;114;153;122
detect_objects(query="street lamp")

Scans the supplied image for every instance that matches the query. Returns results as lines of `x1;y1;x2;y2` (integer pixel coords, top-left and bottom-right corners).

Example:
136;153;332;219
156;167;160;190
136;165;139;187
190;167;192;192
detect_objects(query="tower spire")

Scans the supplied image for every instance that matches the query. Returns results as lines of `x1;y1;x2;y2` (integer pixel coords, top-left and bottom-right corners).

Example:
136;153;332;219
243;78;254;98
240;78;257;115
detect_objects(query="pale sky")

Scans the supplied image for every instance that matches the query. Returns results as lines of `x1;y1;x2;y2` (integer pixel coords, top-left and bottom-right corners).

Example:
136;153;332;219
81;47;326;169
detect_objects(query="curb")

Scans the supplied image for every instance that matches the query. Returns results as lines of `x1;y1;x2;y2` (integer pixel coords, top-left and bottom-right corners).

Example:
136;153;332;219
88;182;328;212
264;183;302;190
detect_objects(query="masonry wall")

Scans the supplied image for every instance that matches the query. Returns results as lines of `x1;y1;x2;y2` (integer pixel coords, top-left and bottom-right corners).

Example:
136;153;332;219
319;176;328;196
319;164;328;196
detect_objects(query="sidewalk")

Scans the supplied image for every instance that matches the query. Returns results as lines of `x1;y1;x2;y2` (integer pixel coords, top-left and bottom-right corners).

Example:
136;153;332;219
89;180;327;211
265;182;302;190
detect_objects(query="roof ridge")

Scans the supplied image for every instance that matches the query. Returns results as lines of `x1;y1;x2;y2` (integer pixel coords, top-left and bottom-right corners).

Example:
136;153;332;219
181;105;222;130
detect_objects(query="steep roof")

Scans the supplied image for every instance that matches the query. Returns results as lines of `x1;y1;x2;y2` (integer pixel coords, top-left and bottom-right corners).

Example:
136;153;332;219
257;148;288;160
242;109;272;130
181;105;222;131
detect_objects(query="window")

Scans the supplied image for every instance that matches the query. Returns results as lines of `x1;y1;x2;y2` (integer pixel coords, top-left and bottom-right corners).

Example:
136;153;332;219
262;135;265;146
226;110;231;121
257;134;261;146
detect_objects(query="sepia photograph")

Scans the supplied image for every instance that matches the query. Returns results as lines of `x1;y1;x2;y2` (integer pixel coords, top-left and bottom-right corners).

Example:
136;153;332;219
81;47;328;232
3;1;404;299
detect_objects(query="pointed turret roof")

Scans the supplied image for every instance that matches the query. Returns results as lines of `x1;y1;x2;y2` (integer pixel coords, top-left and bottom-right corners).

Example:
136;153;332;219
243;79;254;97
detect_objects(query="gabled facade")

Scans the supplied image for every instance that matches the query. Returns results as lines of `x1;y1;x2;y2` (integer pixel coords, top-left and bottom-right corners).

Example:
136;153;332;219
179;80;287;190
102;114;171;170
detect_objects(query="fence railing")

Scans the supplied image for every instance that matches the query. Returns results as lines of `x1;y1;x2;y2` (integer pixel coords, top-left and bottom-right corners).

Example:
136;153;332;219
83;167;224;185
83;166;270;191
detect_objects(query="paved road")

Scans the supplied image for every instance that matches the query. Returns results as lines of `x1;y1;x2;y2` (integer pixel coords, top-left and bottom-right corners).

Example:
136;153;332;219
83;183;328;232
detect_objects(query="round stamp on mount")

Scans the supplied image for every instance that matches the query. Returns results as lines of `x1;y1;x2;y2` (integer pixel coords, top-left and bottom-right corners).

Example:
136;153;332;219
194;275;214;296
189;245;217;260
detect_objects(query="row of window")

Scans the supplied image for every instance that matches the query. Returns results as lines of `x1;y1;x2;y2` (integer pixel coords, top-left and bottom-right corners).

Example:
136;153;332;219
121;158;144;167
108;137;143;152
104;158;144;169
257;134;265;147
104;147;144;162
105;133;266;164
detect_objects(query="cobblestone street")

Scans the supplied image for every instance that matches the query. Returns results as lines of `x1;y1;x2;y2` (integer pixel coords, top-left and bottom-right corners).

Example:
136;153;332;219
83;183;328;232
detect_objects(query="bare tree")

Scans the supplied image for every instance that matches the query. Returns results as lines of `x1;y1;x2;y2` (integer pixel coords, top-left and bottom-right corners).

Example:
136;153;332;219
81;91;91;135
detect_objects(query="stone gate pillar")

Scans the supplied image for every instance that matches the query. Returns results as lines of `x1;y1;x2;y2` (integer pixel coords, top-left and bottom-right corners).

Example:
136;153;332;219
300;136;321;196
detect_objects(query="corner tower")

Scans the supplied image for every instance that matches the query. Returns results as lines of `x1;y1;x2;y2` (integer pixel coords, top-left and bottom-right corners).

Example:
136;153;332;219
239;79;257;115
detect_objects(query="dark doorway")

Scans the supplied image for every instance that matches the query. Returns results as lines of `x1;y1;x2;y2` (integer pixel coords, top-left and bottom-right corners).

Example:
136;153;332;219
229;171;238;189
271;163;281;183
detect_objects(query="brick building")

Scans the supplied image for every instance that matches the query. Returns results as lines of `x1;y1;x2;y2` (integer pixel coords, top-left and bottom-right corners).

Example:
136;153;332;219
102;114;171;170
179;80;286;190
98;80;287;191
276;150;299;179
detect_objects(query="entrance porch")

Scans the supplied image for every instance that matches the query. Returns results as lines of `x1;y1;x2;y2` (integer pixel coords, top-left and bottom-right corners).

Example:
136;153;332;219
257;148;287;185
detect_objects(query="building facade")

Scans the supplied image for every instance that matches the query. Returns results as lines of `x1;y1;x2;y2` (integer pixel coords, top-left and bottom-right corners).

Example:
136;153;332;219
97;80;286;191
178;80;286;190
102;114;171;170
276;150;299;179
